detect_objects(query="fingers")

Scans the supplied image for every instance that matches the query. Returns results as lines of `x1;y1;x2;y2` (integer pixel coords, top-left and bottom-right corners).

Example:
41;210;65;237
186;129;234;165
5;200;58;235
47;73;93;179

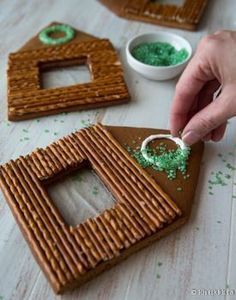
202;132;212;141
181;89;232;145
211;122;227;142
197;80;220;111
170;40;214;136
201;122;227;142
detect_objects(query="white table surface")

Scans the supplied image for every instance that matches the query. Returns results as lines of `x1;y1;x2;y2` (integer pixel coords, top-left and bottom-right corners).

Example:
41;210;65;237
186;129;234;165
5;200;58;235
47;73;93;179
0;1;236;299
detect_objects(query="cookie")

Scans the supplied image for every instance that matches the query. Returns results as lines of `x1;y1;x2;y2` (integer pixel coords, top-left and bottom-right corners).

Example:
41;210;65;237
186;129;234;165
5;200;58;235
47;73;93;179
99;0;208;31
7;23;130;121
0;124;204;293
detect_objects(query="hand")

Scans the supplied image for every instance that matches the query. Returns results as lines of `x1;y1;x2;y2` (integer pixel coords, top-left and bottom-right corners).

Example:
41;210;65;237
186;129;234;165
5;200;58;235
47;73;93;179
170;30;236;145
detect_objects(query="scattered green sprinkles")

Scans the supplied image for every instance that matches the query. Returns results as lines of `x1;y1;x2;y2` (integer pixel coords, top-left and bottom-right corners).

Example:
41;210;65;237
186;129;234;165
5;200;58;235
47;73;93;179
129;142;190;180
208;149;236;196
81;119;91;127
72;174;83;182
92;186;99;196
128;141;190;180
131;42;188;66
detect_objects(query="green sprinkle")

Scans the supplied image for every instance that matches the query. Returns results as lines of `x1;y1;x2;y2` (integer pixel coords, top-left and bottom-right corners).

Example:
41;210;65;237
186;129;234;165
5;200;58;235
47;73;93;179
156;274;161;279
226;284;230;289
196;227;200;231
131;42;188;66
24;137;30;141
36;119;40;123
218;153;223;157
92;186;99;195
226;163;236;170
72;174;83;182
209;192;214;195
44;129;50;133
157;262;163;266
22;129;28;133
232;195;236;199
131;142;190;180
217;221;222;224
54;132;58;136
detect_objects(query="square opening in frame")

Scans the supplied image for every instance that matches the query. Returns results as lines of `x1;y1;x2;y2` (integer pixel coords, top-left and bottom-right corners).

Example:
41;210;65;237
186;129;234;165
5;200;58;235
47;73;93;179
40;61;91;89
47;168;116;227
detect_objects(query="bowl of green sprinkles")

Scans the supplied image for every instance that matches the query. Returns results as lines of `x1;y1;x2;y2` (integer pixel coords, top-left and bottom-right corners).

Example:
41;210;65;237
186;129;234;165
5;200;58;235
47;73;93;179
126;32;192;80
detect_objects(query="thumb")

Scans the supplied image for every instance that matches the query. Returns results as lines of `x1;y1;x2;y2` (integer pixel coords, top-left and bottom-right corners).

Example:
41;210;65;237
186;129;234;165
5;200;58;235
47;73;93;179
181;87;235;145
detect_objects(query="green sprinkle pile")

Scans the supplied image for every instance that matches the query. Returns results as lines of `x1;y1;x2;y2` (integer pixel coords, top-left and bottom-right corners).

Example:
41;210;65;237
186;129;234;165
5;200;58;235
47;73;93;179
127;142;190;180
131;42;188;66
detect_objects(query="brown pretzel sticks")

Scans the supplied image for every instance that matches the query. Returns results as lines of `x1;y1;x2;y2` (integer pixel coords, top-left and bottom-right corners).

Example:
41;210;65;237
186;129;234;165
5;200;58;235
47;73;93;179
0;124;204;293
7;23;130;121
99;0;208;30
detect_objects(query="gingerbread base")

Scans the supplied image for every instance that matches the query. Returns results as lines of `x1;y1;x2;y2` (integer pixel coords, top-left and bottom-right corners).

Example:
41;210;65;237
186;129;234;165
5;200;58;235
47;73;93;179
7;23;130;121
0;124;203;293
99;0;208;31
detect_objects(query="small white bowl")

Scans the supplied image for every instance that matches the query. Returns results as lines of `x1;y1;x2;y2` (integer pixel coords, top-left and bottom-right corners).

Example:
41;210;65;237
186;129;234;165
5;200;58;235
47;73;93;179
126;32;192;81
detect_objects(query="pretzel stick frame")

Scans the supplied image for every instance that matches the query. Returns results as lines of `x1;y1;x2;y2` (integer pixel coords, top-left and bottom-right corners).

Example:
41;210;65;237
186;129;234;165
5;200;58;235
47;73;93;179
7;23;130;121
99;0;209;30
0;124;185;294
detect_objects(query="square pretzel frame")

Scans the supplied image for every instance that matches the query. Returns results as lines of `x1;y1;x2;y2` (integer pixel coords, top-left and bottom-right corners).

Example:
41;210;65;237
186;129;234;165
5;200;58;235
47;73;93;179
7;39;130;121
100;0;208;30
0;124;182;293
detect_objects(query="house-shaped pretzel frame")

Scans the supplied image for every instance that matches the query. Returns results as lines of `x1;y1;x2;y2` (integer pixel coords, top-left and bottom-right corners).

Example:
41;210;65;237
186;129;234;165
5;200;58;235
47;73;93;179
99;0;208;30
7;23;130;121
0;124;204;293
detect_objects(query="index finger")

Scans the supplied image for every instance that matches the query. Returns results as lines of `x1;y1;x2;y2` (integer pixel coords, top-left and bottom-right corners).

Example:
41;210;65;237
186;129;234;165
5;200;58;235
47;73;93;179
170;50;214;136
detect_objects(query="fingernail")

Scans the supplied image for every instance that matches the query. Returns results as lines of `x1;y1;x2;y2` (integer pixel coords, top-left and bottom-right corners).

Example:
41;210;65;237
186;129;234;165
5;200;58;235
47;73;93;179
182;131;201;145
